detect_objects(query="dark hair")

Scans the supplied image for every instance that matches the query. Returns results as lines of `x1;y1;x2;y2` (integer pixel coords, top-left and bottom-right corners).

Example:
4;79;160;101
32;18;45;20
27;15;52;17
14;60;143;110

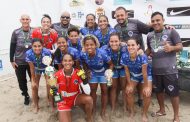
32;38;43;45
41;14;51;23
67;27;80;35
98;15;111;27
83;35;97;46
109;32;120;40
62;53;74;61
57;36;67;42
84;13;98;29
115;6;127;13
151;11;164;19
127;38;140;45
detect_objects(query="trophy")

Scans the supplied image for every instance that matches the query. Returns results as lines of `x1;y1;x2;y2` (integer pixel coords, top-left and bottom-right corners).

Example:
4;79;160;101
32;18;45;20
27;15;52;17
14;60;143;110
42;56;62;103
105;69;113;87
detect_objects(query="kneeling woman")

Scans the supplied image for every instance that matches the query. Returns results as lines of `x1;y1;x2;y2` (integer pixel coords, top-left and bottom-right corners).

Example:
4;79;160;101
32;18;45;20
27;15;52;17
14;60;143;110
121;38;152;122
25;38;52;113
80;35;113;119
54;54;93;122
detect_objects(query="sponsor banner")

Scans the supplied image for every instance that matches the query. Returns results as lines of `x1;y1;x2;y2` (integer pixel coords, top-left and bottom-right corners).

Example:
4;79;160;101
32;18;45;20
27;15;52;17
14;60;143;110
0;60;2;71
71;11;85;20
112;10;134;19
172;24;190;29
69;0;85;7
167;6;190;17
181;38;190;47
95;7;105;19
113;0;132;5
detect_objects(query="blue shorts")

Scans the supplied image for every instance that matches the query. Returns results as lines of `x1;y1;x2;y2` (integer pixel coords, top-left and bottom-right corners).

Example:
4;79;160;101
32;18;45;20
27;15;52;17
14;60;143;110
112;68;126;78
89;75;107;84
35;68;45;75
131;75;152;83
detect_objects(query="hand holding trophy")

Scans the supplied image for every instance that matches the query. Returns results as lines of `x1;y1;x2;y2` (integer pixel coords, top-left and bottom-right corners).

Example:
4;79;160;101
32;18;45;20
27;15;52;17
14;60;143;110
105;69;113;87
42;56;62;103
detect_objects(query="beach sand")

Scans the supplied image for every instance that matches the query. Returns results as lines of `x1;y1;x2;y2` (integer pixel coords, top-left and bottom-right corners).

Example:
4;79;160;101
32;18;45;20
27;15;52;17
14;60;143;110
0;73;190;122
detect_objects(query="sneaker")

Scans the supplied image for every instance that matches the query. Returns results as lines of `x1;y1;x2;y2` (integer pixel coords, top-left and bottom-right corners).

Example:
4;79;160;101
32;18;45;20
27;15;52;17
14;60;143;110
24;96;30;105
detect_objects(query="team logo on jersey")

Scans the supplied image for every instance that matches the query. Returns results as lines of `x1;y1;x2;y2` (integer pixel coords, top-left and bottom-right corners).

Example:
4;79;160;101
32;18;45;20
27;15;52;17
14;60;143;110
74;79;79;84
128;31;133;37
167;6;190;17
100;60;103;65
162;35;168;41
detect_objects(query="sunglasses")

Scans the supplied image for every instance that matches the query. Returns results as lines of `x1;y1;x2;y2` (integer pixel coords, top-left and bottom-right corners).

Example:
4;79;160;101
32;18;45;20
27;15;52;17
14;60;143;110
61;16;70;19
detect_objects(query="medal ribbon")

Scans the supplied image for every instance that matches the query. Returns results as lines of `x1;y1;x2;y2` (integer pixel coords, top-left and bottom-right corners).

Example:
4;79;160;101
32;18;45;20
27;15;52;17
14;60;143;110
35;54;42;68
111;47;121;67
153;29;165;50
101;28;109;46
41;30;51;47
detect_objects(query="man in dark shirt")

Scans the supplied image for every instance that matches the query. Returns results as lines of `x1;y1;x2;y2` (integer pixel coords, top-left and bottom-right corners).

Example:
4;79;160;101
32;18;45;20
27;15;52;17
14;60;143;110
10;14;33;105
147;12;182;122
114;6;152;50
51;11;76;38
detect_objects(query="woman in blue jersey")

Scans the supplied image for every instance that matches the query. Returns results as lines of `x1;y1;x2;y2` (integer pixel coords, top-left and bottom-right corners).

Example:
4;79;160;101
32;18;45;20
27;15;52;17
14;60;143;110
101;32;127;113
54;36;80;69
121;38;152;122
94;15;116;47
25;38;52;113
80;34;113;120
80;14;98;36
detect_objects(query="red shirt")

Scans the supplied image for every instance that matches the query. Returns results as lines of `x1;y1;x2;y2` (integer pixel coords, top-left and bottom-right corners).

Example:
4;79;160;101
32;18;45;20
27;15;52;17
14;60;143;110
32;28;58;49
54;68;82;94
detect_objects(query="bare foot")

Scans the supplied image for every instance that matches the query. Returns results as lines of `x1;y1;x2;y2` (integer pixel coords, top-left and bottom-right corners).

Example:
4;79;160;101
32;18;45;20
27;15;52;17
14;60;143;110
33;107;39;114
173;116;180;122
86;116;93;122
142;114;148;122
101;111;108;122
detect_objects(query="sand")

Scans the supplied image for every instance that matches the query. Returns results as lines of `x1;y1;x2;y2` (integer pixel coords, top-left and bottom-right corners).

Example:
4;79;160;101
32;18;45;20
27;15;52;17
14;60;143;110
0;73;190;122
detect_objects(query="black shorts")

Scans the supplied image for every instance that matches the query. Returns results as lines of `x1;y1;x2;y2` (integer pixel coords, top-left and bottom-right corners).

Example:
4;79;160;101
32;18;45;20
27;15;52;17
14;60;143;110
153;74;179;97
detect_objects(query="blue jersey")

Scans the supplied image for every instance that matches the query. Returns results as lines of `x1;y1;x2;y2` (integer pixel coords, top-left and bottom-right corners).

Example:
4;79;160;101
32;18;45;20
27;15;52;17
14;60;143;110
80;48;111;76
101;45;128;70
54;47;80;64
80;27;98;36
25;48;51;69
121;54;152;76
94;27;116;47
67;39;82;52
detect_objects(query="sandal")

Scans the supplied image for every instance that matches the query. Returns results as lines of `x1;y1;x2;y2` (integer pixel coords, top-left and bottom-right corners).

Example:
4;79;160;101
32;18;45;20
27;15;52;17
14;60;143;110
151;111;166;117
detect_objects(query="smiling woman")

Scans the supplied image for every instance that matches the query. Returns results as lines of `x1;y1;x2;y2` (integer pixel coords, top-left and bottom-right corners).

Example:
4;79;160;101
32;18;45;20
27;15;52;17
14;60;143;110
53;36;80;69
25;38;52;113
32;14;58;51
